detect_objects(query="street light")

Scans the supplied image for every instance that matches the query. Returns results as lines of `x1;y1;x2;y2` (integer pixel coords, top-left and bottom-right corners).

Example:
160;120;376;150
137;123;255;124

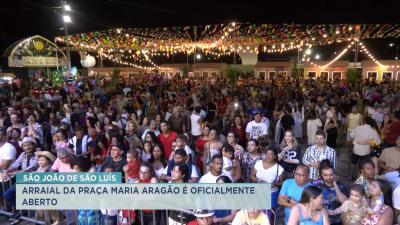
305;49;312;55
63;15;71;23
389;43;394;47
63;2;72;69
315;54;320;60
196;54;201;60
64;4;71;11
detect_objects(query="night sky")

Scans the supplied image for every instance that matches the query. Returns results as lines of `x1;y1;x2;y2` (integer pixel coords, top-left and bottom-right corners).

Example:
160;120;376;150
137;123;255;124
1;0;400;67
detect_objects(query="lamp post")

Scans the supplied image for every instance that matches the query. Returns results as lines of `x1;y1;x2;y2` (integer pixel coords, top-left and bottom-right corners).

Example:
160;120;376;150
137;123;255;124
63;3;72;70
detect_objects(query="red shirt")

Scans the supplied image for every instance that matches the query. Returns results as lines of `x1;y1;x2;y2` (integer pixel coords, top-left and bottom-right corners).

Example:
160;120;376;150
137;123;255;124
386;121;400;145
195;138;208;153
127;159;141;179
157;131;177;159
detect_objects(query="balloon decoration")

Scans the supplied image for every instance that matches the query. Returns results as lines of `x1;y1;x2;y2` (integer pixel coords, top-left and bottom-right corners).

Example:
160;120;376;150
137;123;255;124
80;54;96;67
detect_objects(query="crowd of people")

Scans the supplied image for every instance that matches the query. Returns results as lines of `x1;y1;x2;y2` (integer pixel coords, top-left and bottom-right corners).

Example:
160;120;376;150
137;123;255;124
0;73;399;225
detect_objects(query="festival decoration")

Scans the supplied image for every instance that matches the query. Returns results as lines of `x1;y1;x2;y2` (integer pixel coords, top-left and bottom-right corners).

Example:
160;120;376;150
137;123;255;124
80;54;96;67
54;23;400;69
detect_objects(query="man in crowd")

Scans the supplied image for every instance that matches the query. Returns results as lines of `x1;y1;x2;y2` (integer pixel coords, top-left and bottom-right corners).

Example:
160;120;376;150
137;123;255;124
0;127;16;170
379;135;400;174
102;143;127;173
303;130;336;180
312;162;347;225
385;111;400;147
278;164;310;224
349;116;381;179
158;121;177;159
168;106;186;134
187;210;215;225
245;112;268;141
160;148;199;183
199;154;232;183
69;126;90;157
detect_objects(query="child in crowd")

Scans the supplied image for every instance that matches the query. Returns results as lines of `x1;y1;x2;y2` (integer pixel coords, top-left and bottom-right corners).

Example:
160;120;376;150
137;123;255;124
90;135;108;172
222;144;234;175
171;134;193;163
123;150;141;183
141;141;152;163
328;184;370;225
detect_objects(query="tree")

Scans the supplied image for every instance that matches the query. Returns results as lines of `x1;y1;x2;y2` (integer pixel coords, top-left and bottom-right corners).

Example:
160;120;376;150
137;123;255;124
224;65;240;83
346;68;362;85
104;68;120;93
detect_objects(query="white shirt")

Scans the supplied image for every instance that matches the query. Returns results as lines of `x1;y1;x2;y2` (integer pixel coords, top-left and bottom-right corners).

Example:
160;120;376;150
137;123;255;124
384;171;400;189
199;171;232;183
223;156;233;174
190;114;202;136
0;142;16;164
350;124;381;156
254;161;284;184
393;186;400;210
245;121;268;140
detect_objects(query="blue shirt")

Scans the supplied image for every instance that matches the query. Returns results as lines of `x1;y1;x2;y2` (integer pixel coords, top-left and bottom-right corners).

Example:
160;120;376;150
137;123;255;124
279;179;309;224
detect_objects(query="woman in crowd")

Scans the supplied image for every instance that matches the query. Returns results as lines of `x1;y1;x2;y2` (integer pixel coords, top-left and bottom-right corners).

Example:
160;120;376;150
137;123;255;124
287;186;330;225
362;179;393;225
203;129;223;172
277;130;301;178
354;159;376;197
148;144;168;179
251;147;284;209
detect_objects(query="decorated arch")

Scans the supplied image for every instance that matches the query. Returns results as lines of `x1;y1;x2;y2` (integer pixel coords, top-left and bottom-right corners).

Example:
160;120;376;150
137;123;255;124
4;35;67;68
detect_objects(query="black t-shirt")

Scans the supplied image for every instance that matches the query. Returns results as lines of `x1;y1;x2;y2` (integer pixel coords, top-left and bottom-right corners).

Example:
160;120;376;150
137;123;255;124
102;157;127;173
280;114;295;131
278;146;301;173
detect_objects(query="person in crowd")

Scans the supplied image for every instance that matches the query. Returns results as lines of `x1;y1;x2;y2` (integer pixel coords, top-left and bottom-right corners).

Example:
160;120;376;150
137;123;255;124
354;159;376;197
311;161;348;225
8;128;23;158
362;179;393;225
306;110;322;146
325;119;338;149
191;106;203;140
350;116;381;179
241;139;263;182
5;137;37;174
378;135;400;174
287;186;330;225
279;164;310;224
203;129;223;172
21;113;44;145
123;150;141;183
69;125;90;157
148;144;167;179
160;148;199;183
277;130;301;178
0;127;16;170
168;106;186;134
102;143;127;173
157;121;178;159
328;184;370;225
345;106;362;147
245;111;268;141
51;148;74;172
230;116;247;147
188;210;216;225
232;210;271;225
251;147;284;208
199;154;231;183
303;130;336;181
141;119;160;141
384;110;400;147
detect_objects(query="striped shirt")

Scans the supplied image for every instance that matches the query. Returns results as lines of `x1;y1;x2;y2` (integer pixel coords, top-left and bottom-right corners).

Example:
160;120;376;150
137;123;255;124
302;145;336;180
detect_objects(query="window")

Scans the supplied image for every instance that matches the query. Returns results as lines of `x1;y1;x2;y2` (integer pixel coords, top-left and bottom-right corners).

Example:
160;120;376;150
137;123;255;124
258;71;266;79
397;72;400;81
202;71;209;78
277;71;287;78
308;71;316;79
268;71;276;79
175;72;181;77
320;71;329;80
367;71;378;80
332;71;342;80
211;71;217;76
382;71;393;80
